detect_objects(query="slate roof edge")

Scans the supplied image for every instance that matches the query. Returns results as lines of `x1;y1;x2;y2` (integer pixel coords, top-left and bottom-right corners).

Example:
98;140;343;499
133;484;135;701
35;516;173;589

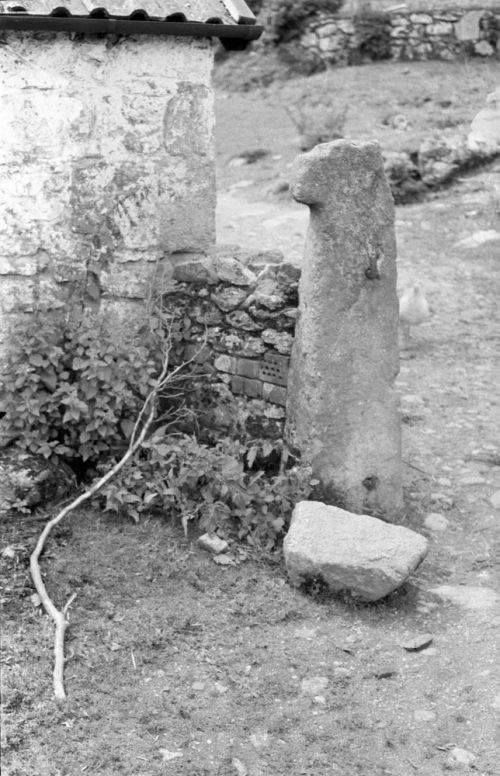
222;0;255;26
0;0;263;44
0;15;262;39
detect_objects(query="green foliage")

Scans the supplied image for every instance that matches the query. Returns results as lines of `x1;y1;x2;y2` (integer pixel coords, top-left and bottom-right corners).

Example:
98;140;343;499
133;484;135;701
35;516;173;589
262;0;344;44
0;314;159;466
97;433;313;550
352;10;392;63
1;311;312;549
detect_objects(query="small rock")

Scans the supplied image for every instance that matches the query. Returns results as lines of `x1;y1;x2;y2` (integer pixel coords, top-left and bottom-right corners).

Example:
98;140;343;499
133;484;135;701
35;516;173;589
229;179;253;190
446;747;476;769
458;476;487;486
267;179;289;196
214;682;228;695
430;585;499;610
424;513;449;531
402;633;434;652
211;286;249;312
226;310;263;331
249;730;270;750
197;533;229;555
229;149;269;166
370;665;398;679
454;230;500;249
401;393;425;406
491;695;500;710
228;157;248;168
30;593;42;607
1;546;17;560
213;554;235;566
231;758;248;776
260;329;294;354
474;40;494;56
333;666;353;679
416;601;439;613
214;256;257;287
414;709;436;722
430;492;454;507
392;113;409;130
159;748;183;762
468;85;500;153
300;676;329;696
191;681;205;691
437;477;452;487
489;489;500;509
293;626;318;639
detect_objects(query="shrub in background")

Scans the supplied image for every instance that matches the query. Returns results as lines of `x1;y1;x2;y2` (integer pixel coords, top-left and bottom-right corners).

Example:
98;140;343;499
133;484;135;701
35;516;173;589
351;9;392;64
286;82;348;150
260;0;344;45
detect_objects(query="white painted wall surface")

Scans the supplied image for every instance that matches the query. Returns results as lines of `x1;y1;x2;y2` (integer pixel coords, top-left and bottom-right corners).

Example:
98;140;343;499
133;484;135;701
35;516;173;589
0;31;215;364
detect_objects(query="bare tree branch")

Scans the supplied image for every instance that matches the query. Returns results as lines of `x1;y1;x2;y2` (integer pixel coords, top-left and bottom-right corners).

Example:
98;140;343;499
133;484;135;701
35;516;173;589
29;337;186;700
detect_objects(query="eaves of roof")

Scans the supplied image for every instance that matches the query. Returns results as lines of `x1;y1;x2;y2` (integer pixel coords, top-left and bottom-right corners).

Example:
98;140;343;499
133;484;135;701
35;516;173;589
0;0;263;48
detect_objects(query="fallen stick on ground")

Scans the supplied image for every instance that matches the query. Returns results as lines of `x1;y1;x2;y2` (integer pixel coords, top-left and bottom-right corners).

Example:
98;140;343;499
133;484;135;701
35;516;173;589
29;337;192;700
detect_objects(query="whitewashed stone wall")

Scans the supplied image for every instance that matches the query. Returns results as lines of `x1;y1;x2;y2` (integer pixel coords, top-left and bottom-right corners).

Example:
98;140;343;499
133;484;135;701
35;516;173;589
0;32;215;369
296;6;500;65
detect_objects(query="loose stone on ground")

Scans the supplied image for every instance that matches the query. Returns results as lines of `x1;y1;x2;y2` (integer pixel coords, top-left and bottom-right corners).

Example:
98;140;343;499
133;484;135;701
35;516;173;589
446;747;476;769
300;676;329;696
429;585;499;610
197;533;229;554
284;501;428;601
489;489;500;509
401;633;434;652
424;513;449;531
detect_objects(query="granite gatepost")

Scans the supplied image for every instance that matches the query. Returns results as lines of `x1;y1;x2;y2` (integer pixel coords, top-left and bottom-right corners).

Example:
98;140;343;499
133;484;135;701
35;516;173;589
286;139;403;520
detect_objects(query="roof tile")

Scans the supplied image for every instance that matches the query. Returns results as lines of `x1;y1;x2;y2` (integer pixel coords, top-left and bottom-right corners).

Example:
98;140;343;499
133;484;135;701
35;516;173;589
0;0;253;24
0;0;262;43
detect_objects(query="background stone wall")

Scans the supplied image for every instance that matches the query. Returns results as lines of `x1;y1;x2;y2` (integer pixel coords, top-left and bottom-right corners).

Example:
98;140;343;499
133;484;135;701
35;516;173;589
296;6;499;65
0;32;215;372
162;247;300;442
341;0;500;11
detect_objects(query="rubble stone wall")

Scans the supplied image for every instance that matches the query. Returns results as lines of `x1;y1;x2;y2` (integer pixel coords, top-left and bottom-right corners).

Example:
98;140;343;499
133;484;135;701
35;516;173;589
0;31;215;373
296;5;500;65
162;247;300;441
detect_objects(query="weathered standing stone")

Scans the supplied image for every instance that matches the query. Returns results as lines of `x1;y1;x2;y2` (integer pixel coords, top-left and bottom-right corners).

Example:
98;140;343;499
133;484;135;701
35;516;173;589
284;502;428;601
286;140;403;520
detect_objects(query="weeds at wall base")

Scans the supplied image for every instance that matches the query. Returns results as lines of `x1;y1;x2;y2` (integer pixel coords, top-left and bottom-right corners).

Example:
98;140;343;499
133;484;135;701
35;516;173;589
0;311;313;550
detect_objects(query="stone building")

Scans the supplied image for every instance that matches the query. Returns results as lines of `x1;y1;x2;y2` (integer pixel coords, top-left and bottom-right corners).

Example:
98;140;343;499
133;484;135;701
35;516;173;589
0;0;261;369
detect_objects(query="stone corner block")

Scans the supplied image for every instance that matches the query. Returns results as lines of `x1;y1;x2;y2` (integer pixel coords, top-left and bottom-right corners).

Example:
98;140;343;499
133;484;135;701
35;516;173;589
283;501;428;601
172;257;218;285
214;256;258;287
